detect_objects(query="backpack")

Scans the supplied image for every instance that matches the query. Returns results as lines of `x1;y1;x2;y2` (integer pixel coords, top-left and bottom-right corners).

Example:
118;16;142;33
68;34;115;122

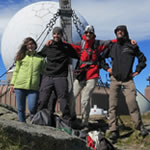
55;115;88;138
55;115;72;135
31;109;55;126
87;131;116;150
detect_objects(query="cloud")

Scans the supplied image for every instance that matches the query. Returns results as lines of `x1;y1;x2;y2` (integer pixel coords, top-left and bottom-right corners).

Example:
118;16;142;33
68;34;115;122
0;0;150;43
72;0;150;41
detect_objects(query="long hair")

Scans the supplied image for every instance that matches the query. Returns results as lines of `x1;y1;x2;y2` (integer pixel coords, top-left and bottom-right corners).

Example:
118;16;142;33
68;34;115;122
15;37;37;61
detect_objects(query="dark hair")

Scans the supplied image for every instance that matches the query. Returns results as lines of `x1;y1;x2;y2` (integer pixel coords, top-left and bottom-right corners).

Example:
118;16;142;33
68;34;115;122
52;27;63;35
15;37;37;61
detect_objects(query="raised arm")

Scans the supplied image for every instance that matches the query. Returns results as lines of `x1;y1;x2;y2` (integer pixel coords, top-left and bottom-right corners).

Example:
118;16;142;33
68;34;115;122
65;43;80;59
97;39;117;53
70;43;81;56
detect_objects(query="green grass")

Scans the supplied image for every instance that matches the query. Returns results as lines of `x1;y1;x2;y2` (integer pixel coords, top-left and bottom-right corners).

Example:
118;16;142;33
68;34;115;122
109;115;150;150
0;129;31;150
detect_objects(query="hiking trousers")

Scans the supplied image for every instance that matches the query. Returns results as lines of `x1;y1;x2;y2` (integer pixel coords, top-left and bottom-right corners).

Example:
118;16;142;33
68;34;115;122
109;75;143;132
37;75;70;119
70;78;97;126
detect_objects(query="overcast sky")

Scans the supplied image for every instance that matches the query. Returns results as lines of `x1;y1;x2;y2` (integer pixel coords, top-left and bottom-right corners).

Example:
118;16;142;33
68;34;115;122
0;0;150;94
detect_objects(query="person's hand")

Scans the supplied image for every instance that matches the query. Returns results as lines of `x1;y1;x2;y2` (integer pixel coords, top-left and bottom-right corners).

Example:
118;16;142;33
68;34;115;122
132;72;139;78
107;68;112;74
131;40;136;45
9;85;14;93
46;40;53;46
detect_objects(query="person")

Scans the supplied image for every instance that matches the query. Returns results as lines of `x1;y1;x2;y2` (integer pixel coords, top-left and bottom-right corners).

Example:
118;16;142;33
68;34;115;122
37;26;79;124
10;37;45;122
69;25;116;128
100;25;148;141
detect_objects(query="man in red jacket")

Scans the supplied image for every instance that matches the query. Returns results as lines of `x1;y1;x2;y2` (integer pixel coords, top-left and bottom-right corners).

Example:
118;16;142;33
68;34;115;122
70;25;114;128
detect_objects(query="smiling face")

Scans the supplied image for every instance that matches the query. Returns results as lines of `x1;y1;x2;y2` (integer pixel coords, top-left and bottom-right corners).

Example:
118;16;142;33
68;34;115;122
84;31;94;41
52;32;62;42
26;40;36;52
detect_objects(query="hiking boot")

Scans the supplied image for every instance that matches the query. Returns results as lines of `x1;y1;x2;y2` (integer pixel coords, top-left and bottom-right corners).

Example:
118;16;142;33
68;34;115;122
71;115;77;121
70;119;81;129
139;126;149;137
80;122;89;130
109;131;119;141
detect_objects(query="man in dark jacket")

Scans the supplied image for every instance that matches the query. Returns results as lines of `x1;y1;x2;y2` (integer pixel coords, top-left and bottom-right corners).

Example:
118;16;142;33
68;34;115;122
100;25;148;141
37;27;78;123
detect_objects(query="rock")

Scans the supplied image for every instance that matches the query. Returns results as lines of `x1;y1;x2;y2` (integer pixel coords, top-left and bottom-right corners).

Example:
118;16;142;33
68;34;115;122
0;104;90;150
0;104;18;120
0;119;89;150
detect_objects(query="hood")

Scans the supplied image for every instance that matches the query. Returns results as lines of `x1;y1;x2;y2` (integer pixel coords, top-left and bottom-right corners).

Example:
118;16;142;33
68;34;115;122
114;25;129;41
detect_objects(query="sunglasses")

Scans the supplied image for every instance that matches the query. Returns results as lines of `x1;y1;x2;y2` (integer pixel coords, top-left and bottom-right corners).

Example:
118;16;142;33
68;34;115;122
84;31;93;35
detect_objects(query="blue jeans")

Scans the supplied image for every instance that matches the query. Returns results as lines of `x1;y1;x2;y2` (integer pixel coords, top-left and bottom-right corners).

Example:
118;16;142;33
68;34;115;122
15;89;38;122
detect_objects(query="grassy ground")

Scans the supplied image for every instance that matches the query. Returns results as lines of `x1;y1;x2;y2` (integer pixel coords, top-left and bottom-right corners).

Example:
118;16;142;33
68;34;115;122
0;113;150;150
108;114;150;150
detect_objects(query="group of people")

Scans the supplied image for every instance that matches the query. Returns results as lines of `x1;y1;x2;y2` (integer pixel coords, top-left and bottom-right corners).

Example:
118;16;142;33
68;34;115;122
10;24;149;141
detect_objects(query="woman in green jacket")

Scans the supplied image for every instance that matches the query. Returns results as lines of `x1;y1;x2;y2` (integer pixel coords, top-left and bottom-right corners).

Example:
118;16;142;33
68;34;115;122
10;37;45;122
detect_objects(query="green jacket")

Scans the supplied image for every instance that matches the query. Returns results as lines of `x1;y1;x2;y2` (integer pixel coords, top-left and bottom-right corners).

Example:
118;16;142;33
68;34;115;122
11;52;45;91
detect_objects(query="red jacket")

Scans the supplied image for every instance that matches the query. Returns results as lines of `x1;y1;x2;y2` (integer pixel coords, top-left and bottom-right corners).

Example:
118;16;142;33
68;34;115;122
71;35;115;80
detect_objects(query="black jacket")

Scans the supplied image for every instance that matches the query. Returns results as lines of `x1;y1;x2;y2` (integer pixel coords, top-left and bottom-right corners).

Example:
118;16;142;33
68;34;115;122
38;40;79;77
100;41;146;81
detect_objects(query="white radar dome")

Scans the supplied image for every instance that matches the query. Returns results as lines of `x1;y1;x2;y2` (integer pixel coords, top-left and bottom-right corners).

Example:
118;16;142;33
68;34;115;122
1;1;88;69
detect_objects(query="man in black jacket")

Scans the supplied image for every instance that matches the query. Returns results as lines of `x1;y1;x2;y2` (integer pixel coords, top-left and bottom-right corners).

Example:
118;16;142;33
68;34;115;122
37;27;78;123
100;25;148;141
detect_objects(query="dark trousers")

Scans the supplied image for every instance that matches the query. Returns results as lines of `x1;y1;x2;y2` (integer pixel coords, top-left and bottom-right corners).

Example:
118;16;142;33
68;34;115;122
48;90;57;114
37;75;70;119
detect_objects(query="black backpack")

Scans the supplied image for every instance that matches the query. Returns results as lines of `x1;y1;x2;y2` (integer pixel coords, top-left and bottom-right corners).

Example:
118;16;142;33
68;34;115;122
31;109;55;127
55;115;73;135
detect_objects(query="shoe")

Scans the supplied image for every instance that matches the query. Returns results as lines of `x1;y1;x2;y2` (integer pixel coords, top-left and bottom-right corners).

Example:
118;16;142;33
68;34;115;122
70;119;81;129
109;131;119;141
139;126;149;137
80;122;89;130
71;115;77;121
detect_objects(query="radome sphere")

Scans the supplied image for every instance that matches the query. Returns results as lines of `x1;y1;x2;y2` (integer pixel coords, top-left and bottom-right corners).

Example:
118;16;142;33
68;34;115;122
1;1;88;69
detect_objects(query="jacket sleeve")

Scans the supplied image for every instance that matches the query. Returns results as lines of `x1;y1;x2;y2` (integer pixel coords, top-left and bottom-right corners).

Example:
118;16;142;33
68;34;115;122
10;61;21;85
97;39;117;52
37;45;48;57
135;45;147;73
70;43;81;56
98;44;112;71
40;57;46;74
66;43;80;59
